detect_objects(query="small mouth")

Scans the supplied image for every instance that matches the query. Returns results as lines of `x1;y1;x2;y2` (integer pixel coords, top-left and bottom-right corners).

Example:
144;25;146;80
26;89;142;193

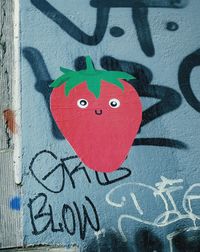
95;109;102;115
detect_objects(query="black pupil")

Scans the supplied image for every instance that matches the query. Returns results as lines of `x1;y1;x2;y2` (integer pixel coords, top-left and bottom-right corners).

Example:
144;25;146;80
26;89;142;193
80;100;87;106
111;101;117;107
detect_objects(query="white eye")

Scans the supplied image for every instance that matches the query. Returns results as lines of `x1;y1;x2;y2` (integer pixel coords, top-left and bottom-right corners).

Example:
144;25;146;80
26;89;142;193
109;98;120;108
77;99;88;108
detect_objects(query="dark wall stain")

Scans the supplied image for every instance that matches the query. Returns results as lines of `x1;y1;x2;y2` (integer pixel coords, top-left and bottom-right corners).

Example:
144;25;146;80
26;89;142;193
84;228;163;251
135;228;163;252
83;229;130;252
171;229;200;252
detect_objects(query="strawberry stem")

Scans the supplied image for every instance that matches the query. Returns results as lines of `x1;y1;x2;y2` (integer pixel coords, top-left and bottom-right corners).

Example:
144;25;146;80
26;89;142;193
86;56;95;73
51;56;135;98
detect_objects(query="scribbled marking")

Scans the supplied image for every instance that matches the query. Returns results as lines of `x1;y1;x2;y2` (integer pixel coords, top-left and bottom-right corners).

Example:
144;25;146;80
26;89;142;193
28;193;100;240
166;21;179;31
106;177;200;241
178;49;200;113
29;150;131;193
110;26;125;37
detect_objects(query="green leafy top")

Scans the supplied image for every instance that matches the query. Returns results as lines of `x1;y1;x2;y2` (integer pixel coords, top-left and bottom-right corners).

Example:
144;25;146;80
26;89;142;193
50;56;135;98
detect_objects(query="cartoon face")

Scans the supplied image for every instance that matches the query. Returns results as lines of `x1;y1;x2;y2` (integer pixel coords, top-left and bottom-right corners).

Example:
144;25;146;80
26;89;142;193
50;80;142;172
50;56;142;172
77;97;120;115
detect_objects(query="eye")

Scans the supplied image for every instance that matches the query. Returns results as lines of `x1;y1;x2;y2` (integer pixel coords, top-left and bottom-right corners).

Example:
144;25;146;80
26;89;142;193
77;99;88;109
109;98;120;108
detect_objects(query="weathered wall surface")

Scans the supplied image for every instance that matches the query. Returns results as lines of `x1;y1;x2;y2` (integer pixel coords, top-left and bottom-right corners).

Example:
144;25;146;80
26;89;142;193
0;0;22;248
20;0;200;251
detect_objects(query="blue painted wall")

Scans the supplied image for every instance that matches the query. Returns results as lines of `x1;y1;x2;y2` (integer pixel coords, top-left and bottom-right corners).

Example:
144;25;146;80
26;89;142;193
21;0;200;251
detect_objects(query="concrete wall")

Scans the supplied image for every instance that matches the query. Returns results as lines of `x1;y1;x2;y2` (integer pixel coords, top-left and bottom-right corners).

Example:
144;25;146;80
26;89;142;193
19;0;200;251
0;0;22;248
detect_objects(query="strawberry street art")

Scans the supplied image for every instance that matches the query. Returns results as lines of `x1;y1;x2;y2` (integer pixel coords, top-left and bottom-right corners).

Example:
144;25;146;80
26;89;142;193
50;56;142;172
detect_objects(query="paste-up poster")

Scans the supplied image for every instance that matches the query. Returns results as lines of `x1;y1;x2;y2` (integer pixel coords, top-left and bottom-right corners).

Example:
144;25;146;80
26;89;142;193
20;0;200;251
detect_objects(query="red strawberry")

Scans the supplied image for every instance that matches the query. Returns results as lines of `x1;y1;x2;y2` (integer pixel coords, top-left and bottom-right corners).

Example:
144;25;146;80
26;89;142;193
50;57;142;172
